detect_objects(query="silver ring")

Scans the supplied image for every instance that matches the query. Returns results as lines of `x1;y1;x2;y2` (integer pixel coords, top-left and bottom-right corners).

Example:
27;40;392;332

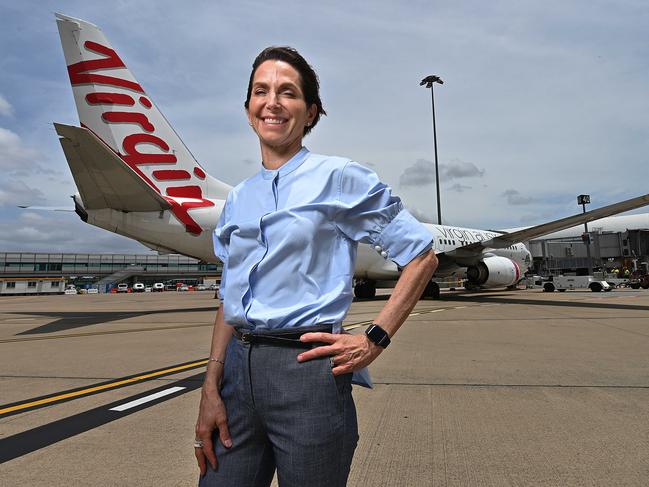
194;439;204;448
329;356;335;368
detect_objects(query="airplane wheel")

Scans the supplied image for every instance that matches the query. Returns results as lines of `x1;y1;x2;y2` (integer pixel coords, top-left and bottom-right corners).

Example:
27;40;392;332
354;280;376;299
422;281;440;299
464;281;480;291
543;283;555;292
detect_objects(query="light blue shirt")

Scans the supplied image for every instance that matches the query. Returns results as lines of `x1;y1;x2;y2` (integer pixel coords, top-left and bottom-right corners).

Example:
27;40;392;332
213;148;433;386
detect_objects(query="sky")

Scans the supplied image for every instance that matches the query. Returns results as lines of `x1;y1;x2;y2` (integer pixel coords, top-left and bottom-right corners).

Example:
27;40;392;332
1;0;648;253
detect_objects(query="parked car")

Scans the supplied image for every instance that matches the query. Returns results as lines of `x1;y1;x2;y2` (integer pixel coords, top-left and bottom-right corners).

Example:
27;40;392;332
117;283;129;293
152;282;165;292
132;283;145;292
177;285;189;292
64;285;77;295
144;286;152;292
208;283;219;291
87;288;99;294
196;284;207;291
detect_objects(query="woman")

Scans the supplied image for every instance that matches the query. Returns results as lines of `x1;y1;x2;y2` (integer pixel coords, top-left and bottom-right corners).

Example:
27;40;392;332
195;46;438;487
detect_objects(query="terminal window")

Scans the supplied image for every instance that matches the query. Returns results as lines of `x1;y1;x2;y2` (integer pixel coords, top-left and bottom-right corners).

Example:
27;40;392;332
28;281;37;288
6;282;16;288
51;282;59;288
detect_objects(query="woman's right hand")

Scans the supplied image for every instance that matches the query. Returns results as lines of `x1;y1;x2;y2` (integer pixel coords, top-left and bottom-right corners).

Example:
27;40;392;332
195;388;232;475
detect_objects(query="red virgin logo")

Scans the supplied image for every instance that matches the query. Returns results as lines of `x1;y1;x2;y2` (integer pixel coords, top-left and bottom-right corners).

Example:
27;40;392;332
67;40;214;235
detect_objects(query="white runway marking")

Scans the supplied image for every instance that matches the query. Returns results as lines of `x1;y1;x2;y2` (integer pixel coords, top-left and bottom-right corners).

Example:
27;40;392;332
109;386;186;412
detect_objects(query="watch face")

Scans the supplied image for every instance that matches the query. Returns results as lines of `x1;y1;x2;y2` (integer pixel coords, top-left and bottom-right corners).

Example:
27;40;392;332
366;324;390;347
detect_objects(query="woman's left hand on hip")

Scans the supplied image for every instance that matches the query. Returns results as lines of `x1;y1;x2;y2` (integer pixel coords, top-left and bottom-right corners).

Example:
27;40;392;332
297;332;383;375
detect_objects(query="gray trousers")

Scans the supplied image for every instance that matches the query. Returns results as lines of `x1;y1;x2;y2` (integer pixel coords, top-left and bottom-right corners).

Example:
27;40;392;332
199;332;358;487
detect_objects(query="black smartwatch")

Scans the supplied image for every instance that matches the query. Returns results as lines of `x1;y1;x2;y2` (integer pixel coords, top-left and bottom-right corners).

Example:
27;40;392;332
365;324;391;348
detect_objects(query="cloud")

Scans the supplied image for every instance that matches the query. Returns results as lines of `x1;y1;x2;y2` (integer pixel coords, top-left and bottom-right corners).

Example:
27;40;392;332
439;159;485;180
0;180;46;206
399;158;485;188
501;189;541;206
0;211;153;253
448;183;472;192
399;159;435;187
0;127;41;172
0;94;13;117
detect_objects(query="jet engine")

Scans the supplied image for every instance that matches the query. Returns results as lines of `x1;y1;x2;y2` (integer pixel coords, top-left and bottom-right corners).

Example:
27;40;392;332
465;256;520;288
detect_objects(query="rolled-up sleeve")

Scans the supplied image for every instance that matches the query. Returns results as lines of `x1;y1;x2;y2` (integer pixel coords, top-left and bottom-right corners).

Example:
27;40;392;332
213;197;231;295
334;162;433;267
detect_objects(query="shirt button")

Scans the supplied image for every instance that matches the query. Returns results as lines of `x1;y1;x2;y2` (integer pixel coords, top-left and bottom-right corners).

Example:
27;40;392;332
381;251;388;258
374;245;382;252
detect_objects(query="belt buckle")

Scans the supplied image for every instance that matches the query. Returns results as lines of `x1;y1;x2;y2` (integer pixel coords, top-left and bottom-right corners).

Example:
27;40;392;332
240;332;253;343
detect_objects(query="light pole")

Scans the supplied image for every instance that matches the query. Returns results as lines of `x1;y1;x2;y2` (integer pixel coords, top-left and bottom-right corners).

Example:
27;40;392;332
577;194;594;276
420;75;444;225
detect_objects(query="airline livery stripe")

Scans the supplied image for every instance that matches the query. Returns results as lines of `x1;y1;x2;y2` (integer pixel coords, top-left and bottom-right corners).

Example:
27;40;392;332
153;169;192;180
86;92;135;106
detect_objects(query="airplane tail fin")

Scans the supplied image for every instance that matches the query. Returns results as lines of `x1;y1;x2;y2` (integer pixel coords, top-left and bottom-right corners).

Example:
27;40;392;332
55;13;231;234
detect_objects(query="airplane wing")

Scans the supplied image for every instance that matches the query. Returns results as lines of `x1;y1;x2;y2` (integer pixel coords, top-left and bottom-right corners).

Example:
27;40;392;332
446;192;649;258
55;123;172;212
17;206;74;212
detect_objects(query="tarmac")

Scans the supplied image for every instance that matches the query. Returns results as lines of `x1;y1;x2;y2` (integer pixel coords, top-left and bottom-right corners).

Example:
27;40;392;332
1;288;649;486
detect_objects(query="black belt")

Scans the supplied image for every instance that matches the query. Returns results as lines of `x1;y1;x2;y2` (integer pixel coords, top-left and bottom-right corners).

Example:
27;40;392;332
232;324;333;347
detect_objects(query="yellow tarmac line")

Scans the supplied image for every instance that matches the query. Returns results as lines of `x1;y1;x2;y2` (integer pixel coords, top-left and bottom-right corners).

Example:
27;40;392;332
0;360;208;416
1;306;468;415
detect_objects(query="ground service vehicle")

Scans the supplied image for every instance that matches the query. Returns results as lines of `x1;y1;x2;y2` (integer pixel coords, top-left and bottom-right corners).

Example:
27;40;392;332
543;276;611;293
117;283;129;293
132;283;145;292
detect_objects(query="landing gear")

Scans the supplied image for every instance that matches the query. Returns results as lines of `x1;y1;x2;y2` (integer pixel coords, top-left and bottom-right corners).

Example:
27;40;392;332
422;280;440;299
464;281;481;291
354;280;376;299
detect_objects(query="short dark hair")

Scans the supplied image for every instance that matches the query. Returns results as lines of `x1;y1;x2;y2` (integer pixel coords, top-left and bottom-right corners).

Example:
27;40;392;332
245;46;326;136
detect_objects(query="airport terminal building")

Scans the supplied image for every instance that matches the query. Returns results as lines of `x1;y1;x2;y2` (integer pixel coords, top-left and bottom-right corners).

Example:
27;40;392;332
1;224;647;295
0;252;222;295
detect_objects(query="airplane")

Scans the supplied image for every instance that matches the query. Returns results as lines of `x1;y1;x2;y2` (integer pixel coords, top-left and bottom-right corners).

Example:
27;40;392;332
50;13;649;299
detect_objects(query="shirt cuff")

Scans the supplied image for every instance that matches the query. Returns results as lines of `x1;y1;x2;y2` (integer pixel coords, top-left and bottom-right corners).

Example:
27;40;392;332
373;209;433;267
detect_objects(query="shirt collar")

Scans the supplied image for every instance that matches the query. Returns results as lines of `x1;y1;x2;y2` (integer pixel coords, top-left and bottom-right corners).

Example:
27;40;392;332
260;147;310;180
